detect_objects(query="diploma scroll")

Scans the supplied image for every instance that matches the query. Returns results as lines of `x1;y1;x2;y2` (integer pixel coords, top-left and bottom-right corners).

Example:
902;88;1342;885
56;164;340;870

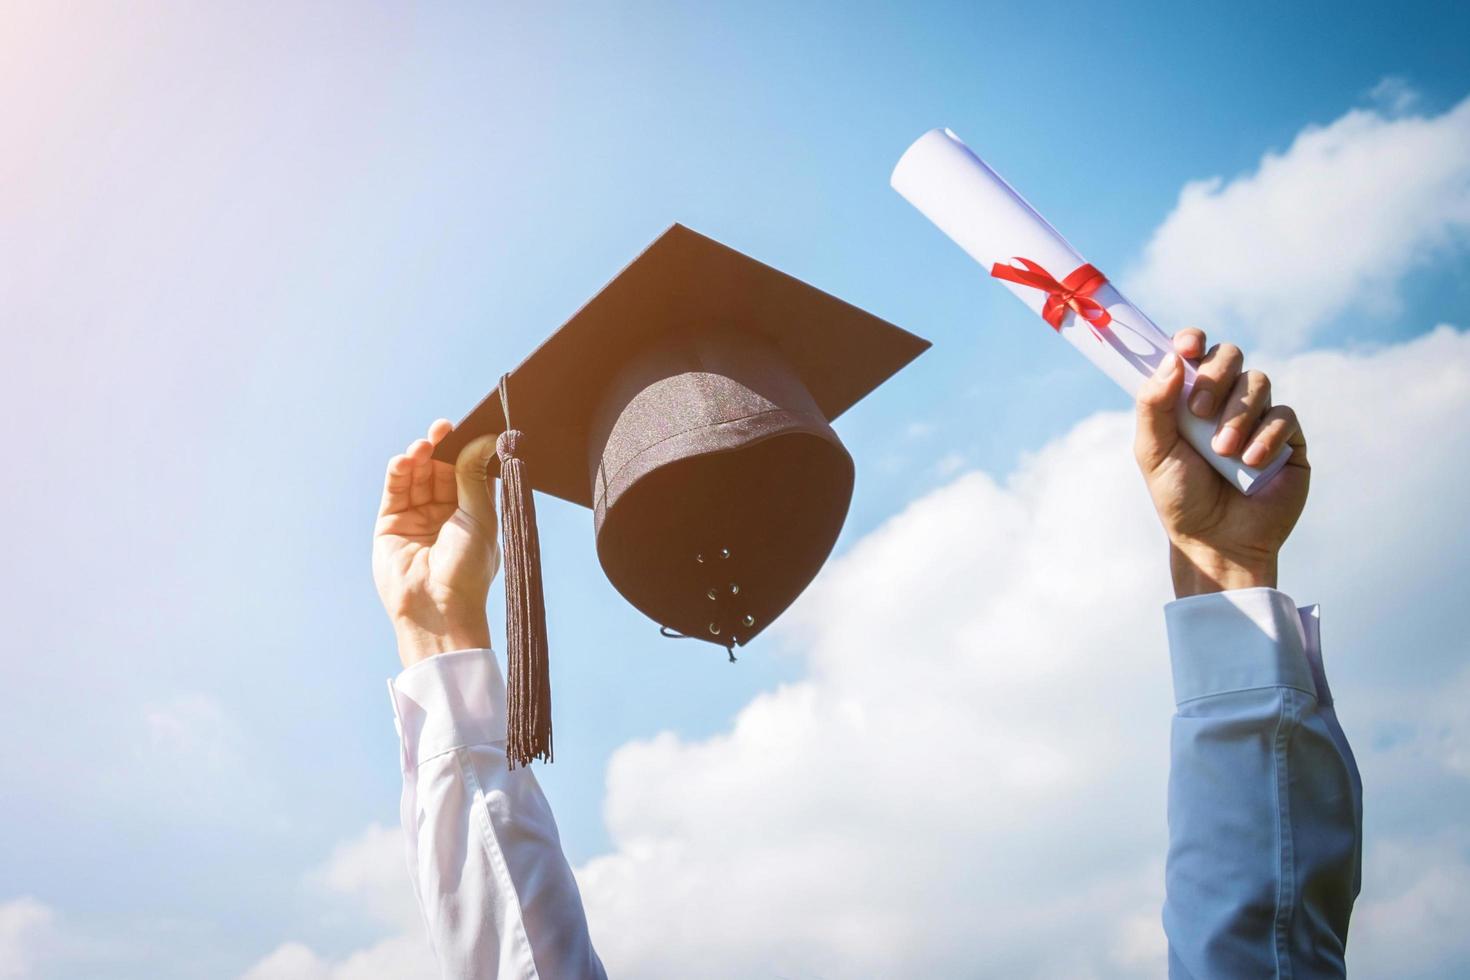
891;128;1291;496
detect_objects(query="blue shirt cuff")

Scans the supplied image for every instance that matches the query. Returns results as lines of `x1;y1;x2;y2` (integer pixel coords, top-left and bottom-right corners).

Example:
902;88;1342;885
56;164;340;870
387;647;507;771
1164;587;1319;706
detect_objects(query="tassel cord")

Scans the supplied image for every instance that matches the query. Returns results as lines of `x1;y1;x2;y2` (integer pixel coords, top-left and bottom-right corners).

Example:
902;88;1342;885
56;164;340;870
497;377;553;768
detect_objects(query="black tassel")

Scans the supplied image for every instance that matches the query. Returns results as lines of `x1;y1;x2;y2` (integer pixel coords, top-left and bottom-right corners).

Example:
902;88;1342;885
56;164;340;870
497;379;552;768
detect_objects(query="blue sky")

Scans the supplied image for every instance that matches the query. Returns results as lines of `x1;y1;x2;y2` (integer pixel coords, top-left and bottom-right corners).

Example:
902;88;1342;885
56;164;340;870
3;2;1470;977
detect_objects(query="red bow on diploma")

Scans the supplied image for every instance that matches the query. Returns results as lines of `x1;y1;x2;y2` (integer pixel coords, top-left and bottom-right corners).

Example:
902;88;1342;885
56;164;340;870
990;258;1112;340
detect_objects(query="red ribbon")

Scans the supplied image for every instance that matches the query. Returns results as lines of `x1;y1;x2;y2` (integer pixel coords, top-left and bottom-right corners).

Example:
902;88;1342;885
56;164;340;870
990;258;1112;340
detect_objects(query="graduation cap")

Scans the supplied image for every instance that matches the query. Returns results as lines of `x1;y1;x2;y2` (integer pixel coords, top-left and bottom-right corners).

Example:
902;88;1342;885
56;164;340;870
434;224;929;766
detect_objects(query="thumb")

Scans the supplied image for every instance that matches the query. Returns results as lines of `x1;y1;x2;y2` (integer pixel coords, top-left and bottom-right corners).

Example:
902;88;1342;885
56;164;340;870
1134;352;1186;473
454;433;500;532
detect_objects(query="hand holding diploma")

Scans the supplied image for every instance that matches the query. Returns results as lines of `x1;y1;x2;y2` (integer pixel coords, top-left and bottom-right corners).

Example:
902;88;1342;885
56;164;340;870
891;127;1309;595
1134;327;1309;597
891;128;1294;495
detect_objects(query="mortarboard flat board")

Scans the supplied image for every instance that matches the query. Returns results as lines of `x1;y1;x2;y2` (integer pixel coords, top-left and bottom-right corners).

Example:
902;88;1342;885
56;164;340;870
433;223;929;766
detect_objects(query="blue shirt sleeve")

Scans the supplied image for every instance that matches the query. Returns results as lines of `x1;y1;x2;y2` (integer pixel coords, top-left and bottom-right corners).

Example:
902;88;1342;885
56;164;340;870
1163;588;1362;979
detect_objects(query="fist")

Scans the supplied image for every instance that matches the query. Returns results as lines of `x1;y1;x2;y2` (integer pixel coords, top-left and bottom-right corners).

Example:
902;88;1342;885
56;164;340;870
1133;329;1310;598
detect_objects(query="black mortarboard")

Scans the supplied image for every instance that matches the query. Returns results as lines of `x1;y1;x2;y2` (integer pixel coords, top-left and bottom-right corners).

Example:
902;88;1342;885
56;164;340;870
434;224;928;766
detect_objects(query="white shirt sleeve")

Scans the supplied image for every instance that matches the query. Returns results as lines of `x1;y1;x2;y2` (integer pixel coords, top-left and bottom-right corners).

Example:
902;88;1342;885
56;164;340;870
389;648;607;980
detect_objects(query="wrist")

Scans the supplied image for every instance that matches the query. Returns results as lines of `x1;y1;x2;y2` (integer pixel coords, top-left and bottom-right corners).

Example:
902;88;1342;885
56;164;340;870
1169;541;1277;599
394;616;492;668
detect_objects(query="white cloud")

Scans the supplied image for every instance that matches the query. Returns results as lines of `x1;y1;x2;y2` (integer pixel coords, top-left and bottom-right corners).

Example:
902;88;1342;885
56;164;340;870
240;936;434;980
124;692;287;831
1367;76;1420;116
306;824;421;933
1128;87;1470;350
0;898;54;980
1353;662;1470;781
933;450;967;476
143;693;245;771
571;325;1470;978
240;944;327;980
240;826;436;980
1352;832;1470;979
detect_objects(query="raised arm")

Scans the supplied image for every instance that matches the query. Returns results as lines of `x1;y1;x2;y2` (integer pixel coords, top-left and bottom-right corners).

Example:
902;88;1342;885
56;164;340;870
373;420;605;979
1134;331;1362;977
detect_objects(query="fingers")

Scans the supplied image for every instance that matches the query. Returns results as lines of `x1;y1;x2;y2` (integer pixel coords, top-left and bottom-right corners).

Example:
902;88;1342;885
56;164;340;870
1163;331;1304;475
1187;341;1243;419
1134;352;1187;473
407;437;435;506
1212;369;1270;457
426;420;457;504
1239;404;1298;468
379;453;416;516
378;419;454;517
453;432;501;531
1172;327;1206;360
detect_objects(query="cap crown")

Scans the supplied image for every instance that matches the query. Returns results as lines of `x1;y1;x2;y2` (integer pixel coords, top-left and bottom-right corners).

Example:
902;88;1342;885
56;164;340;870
591;325;852;646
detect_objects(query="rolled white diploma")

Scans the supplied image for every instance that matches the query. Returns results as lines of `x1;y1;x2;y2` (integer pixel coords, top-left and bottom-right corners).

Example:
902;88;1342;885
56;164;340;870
891;128;1291;496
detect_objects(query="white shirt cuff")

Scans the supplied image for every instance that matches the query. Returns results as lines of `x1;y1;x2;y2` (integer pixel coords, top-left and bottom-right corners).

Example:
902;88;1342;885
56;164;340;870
387;648;507;772
1164;587;1321;706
